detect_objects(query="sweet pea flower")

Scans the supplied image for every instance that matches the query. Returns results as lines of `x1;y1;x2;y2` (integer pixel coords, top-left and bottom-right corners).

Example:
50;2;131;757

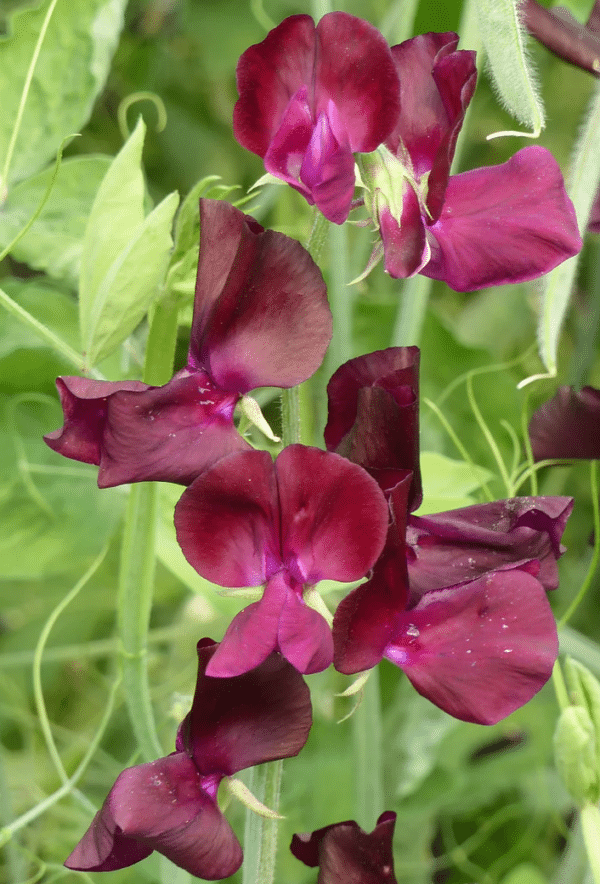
327;347;571;723
234;13;400;224
45;199;331;486
291;811;398;884
65;639;312;878
174;445;389;677
358;32;582;291
529;385;600;460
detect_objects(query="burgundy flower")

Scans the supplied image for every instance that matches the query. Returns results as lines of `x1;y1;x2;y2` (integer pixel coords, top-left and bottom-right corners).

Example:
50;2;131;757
174;445;389;677
359;32;582;291
65;639;312;878
45;199;331;486
291;811;397;884
328;347;570;724
529;385;600;460
234;13;400;224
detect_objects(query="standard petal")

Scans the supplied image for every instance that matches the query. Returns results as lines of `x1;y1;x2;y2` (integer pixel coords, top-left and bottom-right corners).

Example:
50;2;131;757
422;146;582;291
529;385;600;460
384;569;558;724
314;13;400;152
181;636;312;775
406;496;573;596
44;376;146;467
387;34;476;218
192;200;331;392
325;347;421;509
278;587;334;673
174;449;280;587
275;445;389;584
65;753;242;879
291;811;398;883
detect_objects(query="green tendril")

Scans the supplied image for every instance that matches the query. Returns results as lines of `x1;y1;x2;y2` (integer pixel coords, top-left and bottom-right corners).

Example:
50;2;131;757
466;374;512;497
117;92;168;141
558;460;600;629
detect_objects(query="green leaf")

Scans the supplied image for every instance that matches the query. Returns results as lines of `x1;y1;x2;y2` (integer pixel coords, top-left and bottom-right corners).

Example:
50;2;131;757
554;705;598;804
476;0;545;137
415;452;494;515
500;864;550;884
79;118;180;366
0;156;111;288
0;0;126;187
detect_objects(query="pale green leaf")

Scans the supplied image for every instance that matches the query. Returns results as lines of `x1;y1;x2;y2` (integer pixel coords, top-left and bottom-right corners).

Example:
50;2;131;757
476;0;545;137
0;0;126;187
0;155;111;288
415;452;494;515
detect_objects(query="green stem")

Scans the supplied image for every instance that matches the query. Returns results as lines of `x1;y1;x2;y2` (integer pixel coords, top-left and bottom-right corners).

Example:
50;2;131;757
581;802;600;884
552;658;570;712
325;220;351;374
558;460;600;629
353;669;384;827
391;274;433;347
242;762;283;884
118;298;179;762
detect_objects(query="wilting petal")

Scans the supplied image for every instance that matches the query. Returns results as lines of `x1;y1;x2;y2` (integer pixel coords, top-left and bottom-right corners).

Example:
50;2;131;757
275;445;389;584
379;187;430;279
175;449;280;587
387;33;476;219
183;638;312;771
191;200;331;391
65;753;242;879
423;146;582;291
406;496;573;596
278;587;334;673
291;811;398;884
325;347;421;509
529;385;600;460
384;569;558;725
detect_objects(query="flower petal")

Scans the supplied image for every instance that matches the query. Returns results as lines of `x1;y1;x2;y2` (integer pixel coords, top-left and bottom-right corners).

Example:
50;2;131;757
278;587;334;673
298;110;356;224
529;385;600;460
275;445;389;584
65;753;242;879
422;146;582;291
291;811;398;883
379;187;430;279
387;33;476;218
325;347;421;509
180;637;312;775
406;496;573;596
175;449;280;587
384;568;558;724
192;200;331;391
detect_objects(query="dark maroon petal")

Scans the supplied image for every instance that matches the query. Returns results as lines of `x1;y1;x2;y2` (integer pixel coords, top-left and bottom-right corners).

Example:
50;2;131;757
406;496;573;597
379;189;429;279
174;449;280;587
263;85;317;202
278;587;334;673
65;753;242;879
325;347;421;509
422;146;582;291
234;16;317;159
314;13;400;153
180;637;312;775
529;385;600;460
384;569;558;725
291;811;397;883
191;200;331;392
44;376;146;466
275;445;389;584
387;34;476;219
298;111;356;224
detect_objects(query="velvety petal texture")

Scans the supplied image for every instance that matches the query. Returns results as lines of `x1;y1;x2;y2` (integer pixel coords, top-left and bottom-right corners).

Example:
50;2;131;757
325;347;422;509
175;446;389;675
65;640;311;878
529;385;600;460
46;200;331;487
234;13;400;222
291;811;398;884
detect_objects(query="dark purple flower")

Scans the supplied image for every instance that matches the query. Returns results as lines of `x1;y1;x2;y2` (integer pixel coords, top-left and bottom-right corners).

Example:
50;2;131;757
529;385;600;460
234;13;400;224
45;199;331;486
65;639;312;878
174;445;389;677
291;811;397;884
359;32;582;291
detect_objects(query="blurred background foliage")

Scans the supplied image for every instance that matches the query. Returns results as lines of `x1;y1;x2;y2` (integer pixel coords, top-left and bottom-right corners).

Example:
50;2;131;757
1;0;600;882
